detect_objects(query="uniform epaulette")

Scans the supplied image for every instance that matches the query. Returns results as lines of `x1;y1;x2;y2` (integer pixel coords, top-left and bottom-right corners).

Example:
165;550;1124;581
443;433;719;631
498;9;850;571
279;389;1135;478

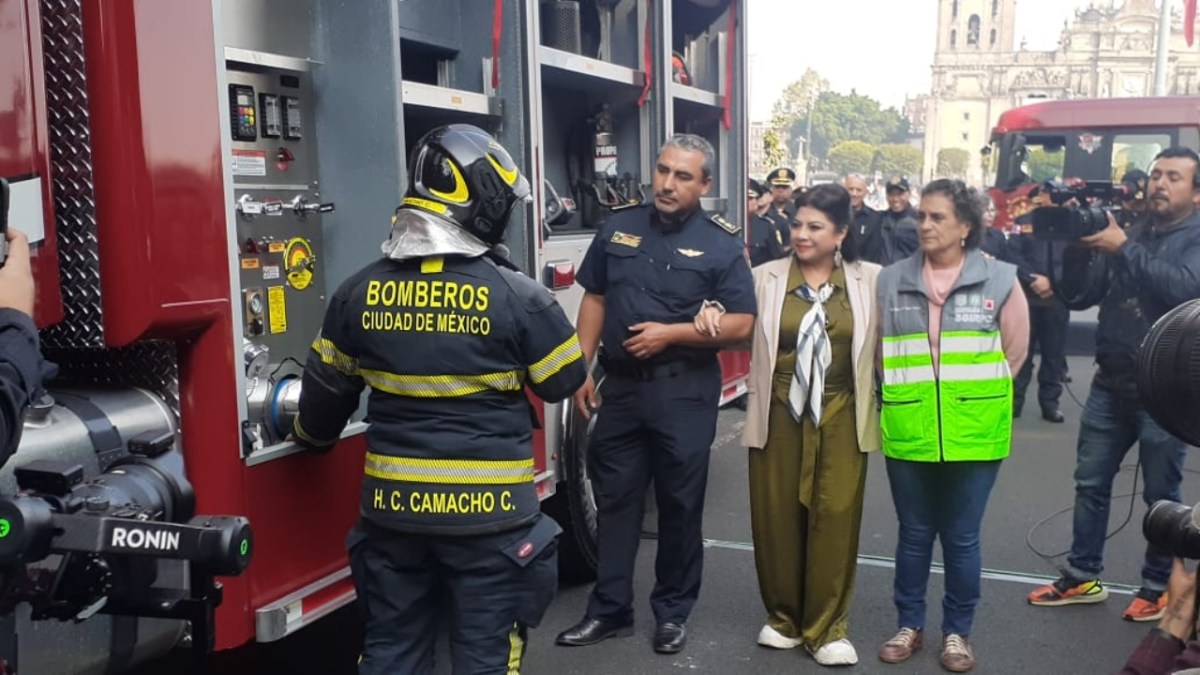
709;213;741;235
610;200;642;212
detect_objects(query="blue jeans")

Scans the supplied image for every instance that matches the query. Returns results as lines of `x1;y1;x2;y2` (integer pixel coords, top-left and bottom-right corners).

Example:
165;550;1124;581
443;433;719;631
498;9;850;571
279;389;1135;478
1066;385;1187;592
885;458;1001;636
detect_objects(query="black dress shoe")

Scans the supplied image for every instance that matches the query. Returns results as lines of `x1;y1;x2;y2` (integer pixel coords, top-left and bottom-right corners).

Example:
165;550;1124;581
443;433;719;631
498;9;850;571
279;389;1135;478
1042;409;1065;423
653;622;687;654
555;616;634;647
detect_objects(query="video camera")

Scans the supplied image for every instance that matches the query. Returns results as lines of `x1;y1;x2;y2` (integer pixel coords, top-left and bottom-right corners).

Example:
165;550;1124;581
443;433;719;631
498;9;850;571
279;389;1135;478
1138;299;1200;559
1030;175;1144;240
0;430;252;661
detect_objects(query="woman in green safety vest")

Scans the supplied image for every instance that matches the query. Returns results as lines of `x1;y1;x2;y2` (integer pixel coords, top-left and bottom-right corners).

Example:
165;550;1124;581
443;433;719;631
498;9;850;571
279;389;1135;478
874;179;1029;674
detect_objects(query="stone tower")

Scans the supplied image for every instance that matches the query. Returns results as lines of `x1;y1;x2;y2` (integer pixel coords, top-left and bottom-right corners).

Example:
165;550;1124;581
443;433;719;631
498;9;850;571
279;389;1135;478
935;0;1018;55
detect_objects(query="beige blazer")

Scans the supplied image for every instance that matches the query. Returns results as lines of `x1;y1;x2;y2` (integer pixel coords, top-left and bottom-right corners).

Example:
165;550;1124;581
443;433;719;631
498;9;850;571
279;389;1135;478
741;256;882;452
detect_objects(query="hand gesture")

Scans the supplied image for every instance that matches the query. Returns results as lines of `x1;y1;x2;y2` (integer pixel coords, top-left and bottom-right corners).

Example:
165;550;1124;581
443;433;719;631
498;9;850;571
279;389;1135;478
0;229;35;316
693;305;723;338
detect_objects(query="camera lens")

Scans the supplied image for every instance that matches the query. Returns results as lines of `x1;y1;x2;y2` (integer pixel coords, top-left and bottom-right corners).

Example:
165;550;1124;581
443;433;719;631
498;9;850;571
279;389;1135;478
1144;500;1200;560
73;458;195;524
1138;299;1200;447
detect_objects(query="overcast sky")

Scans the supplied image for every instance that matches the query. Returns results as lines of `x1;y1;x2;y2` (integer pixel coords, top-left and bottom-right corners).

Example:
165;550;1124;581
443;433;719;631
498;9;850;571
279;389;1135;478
747;0;1130;121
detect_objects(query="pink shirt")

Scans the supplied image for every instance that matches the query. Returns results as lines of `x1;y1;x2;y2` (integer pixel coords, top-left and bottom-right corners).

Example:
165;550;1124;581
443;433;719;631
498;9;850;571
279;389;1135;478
923;257;1029;376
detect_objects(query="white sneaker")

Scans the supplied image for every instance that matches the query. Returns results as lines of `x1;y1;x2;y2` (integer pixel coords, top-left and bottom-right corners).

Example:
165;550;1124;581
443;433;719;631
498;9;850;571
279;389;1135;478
811;638;859;666
756;624;803;649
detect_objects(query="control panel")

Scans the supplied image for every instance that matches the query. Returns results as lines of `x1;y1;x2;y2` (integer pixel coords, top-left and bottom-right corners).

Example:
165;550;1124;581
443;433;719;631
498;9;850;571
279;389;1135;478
227;65;334;453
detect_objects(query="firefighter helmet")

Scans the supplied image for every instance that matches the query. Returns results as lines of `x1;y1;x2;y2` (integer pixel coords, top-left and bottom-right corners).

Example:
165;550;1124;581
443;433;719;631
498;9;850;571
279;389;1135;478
402;124;531;246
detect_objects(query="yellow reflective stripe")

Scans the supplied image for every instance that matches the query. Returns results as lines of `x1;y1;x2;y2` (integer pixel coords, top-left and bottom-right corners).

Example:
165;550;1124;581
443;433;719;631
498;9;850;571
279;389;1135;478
364;452;534;485
361;369;524;398
292;416;334;446
402;196;448;214
489;153;520;186
428;159;470;203
507;623;524;674
312;334;360;376
528;334;583;384
421;256;444;274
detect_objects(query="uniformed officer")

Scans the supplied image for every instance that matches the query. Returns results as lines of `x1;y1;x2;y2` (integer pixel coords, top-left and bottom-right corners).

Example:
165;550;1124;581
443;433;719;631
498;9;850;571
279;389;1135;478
766;167;798;243
555;134;756;654
291;125;587;675
0;228;46;463
859;176;919;266
747;179;787;266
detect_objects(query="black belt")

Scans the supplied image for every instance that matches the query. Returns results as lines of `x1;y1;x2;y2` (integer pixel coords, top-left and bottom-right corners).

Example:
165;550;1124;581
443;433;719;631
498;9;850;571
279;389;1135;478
604;357;714;382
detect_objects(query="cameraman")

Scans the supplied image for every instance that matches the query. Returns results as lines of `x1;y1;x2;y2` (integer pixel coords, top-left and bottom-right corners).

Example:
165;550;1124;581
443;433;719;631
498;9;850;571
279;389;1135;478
1028;148;1200;621
1120;558;1200;674
0;228;44;464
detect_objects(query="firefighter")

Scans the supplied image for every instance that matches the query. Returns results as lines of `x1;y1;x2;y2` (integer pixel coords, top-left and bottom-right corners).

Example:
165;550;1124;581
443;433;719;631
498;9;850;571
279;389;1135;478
555;134;756;654
0;228;45;463
291;124;587;675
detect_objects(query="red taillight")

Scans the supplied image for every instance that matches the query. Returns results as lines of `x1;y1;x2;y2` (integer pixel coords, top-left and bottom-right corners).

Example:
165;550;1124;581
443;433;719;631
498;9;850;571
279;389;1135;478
542;261;575;290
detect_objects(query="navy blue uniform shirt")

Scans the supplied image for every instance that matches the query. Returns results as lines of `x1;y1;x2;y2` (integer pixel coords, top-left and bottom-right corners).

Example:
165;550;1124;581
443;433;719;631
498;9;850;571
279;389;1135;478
0;309;44;465
576;205;756;364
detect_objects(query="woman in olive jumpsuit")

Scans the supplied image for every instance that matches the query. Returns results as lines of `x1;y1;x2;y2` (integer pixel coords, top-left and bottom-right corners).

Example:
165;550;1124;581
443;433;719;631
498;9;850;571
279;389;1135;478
701;183;880;666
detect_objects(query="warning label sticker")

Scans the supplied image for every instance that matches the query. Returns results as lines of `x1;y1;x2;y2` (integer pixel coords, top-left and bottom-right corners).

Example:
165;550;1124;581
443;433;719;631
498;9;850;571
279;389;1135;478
268;286;287;334
232;149;267;177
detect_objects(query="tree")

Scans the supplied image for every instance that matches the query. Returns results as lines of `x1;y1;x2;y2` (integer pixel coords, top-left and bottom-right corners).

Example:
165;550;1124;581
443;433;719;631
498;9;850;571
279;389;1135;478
768;69;830;159
791;90;909;161
827;140;876;176
762;128;788;172
936;148;971;178
874;144;924;179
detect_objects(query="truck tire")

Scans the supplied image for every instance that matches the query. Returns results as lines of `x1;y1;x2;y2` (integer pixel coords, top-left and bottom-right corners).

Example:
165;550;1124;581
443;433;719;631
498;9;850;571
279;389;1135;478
544;368;604;583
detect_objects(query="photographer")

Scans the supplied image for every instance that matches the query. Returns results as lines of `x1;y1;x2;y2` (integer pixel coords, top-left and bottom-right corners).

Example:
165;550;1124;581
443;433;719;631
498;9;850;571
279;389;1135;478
1120;558;1200;674
1028;148;1200;621
0;228;44;464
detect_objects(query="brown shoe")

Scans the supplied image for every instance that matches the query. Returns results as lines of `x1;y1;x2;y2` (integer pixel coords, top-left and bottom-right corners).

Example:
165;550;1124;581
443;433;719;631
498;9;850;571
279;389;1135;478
940;634;975;672
878;627;923;663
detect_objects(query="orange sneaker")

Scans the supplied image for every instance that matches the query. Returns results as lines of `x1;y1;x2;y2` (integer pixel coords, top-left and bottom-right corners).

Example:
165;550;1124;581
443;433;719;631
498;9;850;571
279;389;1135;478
1123;591;1167;622
1027;576;1108;606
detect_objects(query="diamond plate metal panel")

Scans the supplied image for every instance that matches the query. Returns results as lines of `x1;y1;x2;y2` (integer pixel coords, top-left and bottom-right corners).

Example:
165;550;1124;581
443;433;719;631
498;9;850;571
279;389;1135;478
44;342;181;420
39;0;104;349
35;1;180;421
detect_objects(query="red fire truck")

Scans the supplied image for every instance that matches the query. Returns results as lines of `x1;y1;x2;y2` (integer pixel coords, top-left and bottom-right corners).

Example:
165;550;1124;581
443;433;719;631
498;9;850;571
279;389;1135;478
0;0;749;671
986;96;1200;229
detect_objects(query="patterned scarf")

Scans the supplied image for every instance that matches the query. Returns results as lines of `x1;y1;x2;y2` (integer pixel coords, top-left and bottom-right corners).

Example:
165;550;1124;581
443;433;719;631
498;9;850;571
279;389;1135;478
787;283;834;425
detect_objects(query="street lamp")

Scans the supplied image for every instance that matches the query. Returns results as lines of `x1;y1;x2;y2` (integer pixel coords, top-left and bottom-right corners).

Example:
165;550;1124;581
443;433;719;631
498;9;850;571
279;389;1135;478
805;89;818;171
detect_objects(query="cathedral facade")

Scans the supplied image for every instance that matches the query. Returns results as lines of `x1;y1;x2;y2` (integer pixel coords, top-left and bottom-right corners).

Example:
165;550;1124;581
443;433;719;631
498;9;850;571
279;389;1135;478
924;0;1199;185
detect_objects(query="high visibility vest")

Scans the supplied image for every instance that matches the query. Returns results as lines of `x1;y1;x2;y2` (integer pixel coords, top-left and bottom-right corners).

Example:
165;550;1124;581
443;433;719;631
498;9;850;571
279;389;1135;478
877;250;1016;462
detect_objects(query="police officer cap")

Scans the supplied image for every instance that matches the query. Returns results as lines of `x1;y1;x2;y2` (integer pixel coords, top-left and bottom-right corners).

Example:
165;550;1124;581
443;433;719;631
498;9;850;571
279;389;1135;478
402;124;531;246
767;168;796;186
886;176;911;193
1120;169;1149;201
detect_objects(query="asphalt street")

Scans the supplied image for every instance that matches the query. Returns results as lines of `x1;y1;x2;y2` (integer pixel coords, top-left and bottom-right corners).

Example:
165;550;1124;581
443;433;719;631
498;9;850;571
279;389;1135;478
136;347;1200;674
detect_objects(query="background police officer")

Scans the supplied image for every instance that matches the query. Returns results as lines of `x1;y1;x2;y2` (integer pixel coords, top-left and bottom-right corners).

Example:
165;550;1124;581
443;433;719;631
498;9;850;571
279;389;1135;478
766;167;798;246
0;228;47;462
292;125;587;674
747;179;787;266
555;134;756;654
